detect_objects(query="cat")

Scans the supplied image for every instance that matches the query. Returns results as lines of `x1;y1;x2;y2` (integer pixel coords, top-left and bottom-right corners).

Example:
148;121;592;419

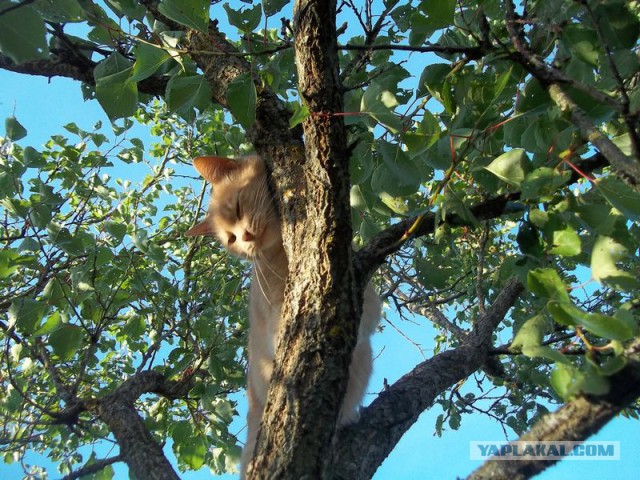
185;155;380;478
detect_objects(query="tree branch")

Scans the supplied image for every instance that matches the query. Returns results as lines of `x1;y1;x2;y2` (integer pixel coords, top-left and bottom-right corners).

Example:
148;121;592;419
85;370;193;480
330;278;524;479
61;455;122;480
467;339;640;480
355;148;609;283
0;53;168;96
547;84;640;188
354;192;522;282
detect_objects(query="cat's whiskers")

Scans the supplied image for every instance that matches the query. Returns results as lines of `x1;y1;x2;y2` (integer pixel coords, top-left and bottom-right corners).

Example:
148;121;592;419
256;248;286;282
252;257;273;307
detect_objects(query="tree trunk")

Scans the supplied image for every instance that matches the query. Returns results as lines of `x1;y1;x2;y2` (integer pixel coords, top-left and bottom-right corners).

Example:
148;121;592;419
248;0;358;478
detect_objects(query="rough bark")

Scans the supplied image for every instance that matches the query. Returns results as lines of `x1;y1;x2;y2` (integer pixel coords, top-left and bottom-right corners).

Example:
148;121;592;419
467;339;640;480
0;53;169;96
248;0;358;478
93;401;178;480
84;370;189;480
329;278;524;479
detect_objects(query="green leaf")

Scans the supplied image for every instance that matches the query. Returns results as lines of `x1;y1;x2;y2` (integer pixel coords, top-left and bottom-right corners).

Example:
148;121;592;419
349;143;374;185
122;315;146;339
550;363;609;400
551;364;581;399
414;257;452;289
5;116;27;141
521;345;570;364
547;224;581;257
361;83;403;134
8;299;47;335
517;222;544;257
547;300;581;327
0;250;19;279
562;24;599;67
94;54;138;120
511;314;547;351
372;141;422;196
485;149;531;187
158;0;209;33
548;301;635;340
492;67;513;101
104;0;145;20
172;422;207;470
403;110;440;157
380;192;408;215
47;223;86;255
0;2;47;63
104;221;127;245
418;0;455;30
33;0;84;22
49;324;84;360
166;74;212;121
28;203;53;229
95;69;138;119
226;73;256;129
596;176;640;222
130;43;171;82
578;312;635;341
263;0;288;16
223;3;262;33
416;63;451;99
527;268;571;303
33;311;62;337
520;167;570;201
591;236;638;291
592;355;627;376
288;101;310;129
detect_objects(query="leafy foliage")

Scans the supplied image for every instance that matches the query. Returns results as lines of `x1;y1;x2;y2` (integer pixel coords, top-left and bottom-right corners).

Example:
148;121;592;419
1;106;249;476
1;0;640;477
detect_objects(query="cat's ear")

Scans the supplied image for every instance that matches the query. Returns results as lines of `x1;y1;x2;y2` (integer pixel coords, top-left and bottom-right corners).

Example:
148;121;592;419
185;218;214;237
193;156;239;184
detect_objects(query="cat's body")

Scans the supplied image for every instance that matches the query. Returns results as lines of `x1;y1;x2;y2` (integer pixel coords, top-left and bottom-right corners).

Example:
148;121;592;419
186;155;380;477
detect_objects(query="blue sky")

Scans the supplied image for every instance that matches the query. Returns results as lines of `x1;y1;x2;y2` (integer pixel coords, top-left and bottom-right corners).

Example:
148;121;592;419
2;7;639;480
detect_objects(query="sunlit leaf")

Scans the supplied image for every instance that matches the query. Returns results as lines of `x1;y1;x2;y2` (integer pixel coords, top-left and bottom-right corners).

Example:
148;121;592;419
226;73;256;129
591;236;638;291
158;0;209;33
485;149;531;187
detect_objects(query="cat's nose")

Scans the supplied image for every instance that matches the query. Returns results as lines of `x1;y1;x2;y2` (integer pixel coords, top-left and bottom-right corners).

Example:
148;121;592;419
242;230;255;242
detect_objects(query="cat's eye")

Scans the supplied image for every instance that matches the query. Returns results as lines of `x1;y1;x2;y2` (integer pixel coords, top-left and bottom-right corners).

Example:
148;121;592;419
235;196;241;219
228;233;237;244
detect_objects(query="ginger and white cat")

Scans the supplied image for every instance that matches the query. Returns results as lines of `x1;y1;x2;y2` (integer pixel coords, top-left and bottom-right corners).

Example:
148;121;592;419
185;155;380;477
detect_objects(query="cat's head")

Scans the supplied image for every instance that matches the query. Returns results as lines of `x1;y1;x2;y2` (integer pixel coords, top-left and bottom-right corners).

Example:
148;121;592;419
185;155;282;260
